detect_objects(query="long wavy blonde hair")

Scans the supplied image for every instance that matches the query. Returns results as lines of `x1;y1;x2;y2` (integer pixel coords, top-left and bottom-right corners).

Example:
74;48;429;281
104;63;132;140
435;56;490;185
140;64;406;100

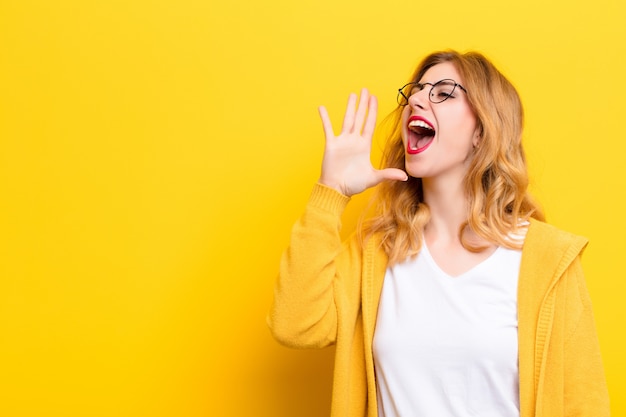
362;50;544;265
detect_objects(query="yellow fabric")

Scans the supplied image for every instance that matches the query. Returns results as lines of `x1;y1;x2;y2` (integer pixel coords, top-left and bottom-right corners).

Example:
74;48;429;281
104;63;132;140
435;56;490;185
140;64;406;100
268;183;610;417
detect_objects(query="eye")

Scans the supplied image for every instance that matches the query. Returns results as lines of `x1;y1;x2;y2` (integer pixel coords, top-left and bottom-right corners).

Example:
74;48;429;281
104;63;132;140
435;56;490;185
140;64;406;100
432;82;456;99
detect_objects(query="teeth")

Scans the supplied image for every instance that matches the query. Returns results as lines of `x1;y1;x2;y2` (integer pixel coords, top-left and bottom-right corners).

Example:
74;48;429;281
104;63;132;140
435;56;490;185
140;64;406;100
408;120;434;130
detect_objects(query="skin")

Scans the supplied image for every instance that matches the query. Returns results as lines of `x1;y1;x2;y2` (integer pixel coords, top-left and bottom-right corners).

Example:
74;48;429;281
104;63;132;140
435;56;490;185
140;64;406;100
401;62;479;183
318;90;408;197
318;63;496;276
404;63;496;276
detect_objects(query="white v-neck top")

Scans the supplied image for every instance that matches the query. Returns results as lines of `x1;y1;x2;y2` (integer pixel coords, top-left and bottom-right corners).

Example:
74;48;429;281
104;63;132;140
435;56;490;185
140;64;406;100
373;243;522;417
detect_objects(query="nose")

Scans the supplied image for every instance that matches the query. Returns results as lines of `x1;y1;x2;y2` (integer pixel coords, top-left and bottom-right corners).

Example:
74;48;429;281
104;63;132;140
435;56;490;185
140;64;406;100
407;87;429;109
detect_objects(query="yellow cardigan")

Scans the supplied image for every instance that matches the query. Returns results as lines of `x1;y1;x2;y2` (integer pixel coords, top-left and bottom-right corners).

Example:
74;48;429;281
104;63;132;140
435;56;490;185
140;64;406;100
268;184;610;417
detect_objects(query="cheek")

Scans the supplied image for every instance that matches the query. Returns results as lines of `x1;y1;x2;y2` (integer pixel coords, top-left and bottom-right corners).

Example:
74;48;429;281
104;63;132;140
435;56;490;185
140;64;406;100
400;107;410;143
461;106;478;132
448;110;478;141
400;106;410;126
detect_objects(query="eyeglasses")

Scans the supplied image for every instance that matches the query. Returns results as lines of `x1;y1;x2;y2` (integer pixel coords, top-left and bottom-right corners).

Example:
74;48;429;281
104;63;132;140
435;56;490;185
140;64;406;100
397;79;467;106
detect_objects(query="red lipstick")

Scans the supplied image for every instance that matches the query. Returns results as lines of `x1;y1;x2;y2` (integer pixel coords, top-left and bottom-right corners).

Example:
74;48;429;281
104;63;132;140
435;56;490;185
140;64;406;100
406;115;435;155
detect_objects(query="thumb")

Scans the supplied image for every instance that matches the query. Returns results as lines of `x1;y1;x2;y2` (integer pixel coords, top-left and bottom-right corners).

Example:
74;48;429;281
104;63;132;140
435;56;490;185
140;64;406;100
377;168;409;183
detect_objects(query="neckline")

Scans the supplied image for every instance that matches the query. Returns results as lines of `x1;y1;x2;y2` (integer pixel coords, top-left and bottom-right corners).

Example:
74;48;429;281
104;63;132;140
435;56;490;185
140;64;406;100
421;242;502;279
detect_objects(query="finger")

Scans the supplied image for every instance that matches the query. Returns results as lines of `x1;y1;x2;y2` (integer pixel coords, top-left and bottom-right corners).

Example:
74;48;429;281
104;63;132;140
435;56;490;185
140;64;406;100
318;106;335;140
341;93;357;134
376;168;409;183
352;88;369;134
362;95;378;139
364;168;408;190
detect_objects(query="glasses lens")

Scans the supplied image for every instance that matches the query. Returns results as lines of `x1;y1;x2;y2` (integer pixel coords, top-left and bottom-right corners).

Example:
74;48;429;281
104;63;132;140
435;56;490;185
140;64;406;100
430;80;457;103
397;83;419;106
397;85;409;106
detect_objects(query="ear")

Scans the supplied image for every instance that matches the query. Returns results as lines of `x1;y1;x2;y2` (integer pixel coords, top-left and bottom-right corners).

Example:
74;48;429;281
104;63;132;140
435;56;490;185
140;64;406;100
472;128;481;148
472;120;483;149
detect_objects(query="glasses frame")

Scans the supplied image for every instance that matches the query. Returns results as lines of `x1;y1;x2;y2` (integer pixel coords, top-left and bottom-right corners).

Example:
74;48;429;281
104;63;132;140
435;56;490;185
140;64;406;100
397;79;467;106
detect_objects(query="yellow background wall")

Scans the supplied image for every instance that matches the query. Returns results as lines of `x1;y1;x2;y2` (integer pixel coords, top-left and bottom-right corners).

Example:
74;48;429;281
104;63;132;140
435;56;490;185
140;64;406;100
1;0;624;415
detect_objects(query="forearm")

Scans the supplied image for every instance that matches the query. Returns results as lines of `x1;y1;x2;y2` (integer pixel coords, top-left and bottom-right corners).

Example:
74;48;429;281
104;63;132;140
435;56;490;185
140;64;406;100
268;183;352;348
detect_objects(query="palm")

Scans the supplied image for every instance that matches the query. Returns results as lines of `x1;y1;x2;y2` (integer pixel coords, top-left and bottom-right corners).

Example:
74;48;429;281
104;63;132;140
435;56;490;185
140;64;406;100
318;89;407;196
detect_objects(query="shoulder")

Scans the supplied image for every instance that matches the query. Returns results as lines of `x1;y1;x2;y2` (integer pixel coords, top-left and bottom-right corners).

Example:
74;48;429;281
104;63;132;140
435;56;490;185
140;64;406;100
518;220;590;311
525;218;588;257
520;219;588;288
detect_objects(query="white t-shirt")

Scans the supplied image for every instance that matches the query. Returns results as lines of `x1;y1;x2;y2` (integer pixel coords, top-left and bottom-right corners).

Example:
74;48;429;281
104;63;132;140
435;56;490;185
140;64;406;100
373;243;522;417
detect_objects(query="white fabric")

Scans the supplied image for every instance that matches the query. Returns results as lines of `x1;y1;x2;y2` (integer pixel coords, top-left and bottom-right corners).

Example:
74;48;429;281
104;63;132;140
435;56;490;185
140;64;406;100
373;243;522;417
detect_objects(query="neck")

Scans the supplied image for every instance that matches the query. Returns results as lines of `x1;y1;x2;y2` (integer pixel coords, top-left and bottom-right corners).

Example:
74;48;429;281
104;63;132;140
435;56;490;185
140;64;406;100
422;176;469;244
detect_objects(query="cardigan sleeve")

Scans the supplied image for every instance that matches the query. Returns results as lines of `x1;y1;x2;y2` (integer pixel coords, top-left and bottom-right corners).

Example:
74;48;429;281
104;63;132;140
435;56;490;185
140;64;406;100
562;258;610;416
267;183;363;349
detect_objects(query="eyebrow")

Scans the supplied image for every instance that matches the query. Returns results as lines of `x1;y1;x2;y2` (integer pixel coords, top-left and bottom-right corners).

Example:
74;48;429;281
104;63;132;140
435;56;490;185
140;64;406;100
422;79;455;85
416;79;453;85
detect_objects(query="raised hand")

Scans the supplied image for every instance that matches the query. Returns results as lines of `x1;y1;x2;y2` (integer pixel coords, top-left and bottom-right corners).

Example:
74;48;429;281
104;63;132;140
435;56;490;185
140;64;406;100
318;88;408;197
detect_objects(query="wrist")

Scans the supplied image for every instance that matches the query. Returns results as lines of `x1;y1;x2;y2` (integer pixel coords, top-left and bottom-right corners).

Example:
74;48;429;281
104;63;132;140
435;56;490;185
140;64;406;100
317;177;347;196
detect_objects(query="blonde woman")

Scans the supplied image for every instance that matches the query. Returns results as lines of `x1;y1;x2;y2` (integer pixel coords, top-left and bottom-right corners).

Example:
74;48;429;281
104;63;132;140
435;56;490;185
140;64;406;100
268;50;609;417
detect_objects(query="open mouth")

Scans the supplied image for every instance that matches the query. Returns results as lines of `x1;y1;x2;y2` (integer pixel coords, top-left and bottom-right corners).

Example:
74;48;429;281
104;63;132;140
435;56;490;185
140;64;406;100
407;117;436;154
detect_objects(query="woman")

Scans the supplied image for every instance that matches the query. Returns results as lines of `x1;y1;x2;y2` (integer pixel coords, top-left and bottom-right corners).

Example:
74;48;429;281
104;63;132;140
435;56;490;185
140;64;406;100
268;50;609;417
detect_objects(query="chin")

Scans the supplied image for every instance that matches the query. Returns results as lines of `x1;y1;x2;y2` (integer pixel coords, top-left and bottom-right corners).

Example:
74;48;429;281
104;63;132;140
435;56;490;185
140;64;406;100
404;165;426;179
